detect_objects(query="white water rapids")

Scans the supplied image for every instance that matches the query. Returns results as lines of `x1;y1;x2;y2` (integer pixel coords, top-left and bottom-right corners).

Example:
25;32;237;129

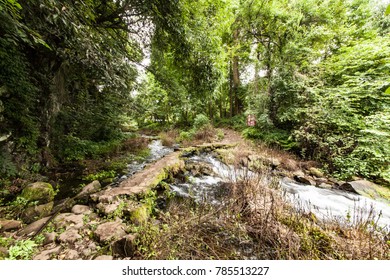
171;153;390;230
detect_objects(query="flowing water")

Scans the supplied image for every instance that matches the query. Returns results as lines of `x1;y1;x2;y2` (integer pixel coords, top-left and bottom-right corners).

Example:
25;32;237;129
54;139;173;198
281;177;390;229
171;152;390;230
111;139;174;187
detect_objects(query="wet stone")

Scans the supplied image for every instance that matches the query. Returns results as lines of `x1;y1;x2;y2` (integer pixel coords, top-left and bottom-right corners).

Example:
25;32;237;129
72;205;91;215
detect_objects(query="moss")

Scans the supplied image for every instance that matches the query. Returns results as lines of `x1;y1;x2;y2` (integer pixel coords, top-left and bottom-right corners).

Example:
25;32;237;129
20;182;55;204
130;205;150;225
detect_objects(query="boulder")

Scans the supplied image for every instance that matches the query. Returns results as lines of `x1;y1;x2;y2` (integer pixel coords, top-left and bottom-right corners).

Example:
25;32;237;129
308;167;324;178
94;220;126;243
59;228;82;244
71;205;91;215
96;201;121;216
0;219;22;232
21;201;54;224
17;217;51;237
77;180;101;198
54;213;84;230
293;175;314;186
20;182;55;204
339;180;390;202
43;232;57;245
112;234;137;257
64;249;80;260
33;246;62;260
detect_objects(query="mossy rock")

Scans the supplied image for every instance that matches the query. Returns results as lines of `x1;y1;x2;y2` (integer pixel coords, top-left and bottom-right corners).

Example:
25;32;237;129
20;182;55;204
21;202;54;224
130;205;150;225
308;167;324;178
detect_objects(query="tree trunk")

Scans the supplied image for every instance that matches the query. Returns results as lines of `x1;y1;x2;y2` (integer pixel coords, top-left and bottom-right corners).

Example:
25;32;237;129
229;61;234;118
232;29;241;115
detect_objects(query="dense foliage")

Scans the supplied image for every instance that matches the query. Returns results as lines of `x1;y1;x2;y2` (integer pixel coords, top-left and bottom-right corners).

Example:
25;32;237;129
1;0;389;185
0;0;185;177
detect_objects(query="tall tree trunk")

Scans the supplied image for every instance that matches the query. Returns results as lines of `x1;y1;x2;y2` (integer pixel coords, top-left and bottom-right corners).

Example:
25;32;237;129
265;41;277;125
232;29;241;115
229;61;234;118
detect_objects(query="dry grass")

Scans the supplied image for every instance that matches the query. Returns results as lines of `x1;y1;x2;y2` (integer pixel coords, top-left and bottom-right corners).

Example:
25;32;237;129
130;166;389;260
121;136;149;152
159;130;179;147
192;125;216;143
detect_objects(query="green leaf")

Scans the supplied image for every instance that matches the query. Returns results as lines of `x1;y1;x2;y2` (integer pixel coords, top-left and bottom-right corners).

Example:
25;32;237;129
386;4;390;16
385;87;390;94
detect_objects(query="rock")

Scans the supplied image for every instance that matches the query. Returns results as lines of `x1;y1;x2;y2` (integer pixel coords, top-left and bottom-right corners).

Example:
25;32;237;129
308;167;324;178
293;170;305;177
78;180;101;198
20;182;55;204
59;228;81;244
21;201;54;224
318;183;333;189
0;219;22;232
0;246;8;258
17;217;51;237
249;155;280;168
339;180;390;202
81;248;93;258
94;220;126;243
33;246;62;260
96;201;121;216
173;144;180;151
112;234;137;257
43;232;56;245
71;205;91;215
93;152;184;203
94;255;113;260
293;175;314;186
88;243;97;251
64;249;80;260
55;213;85;229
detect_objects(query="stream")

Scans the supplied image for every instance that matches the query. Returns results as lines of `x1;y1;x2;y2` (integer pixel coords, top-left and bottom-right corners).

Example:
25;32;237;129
54;139;390;230
169;151;390;230
111;139;174;187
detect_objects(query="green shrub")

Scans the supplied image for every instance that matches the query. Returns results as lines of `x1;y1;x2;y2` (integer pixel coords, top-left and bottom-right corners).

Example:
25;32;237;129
6;239;37;260
242;127;262;139
57;135;123;162
193;114;210;130
83;170;116;182
177;131;193;142
243;127;298;151
217;129;224;140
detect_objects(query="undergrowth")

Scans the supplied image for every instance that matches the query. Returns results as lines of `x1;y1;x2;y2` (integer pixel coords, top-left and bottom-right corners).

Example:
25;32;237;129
131;165;390;260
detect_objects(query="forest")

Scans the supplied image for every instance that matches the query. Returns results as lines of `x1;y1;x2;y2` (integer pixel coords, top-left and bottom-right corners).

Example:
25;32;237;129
0;0;389;260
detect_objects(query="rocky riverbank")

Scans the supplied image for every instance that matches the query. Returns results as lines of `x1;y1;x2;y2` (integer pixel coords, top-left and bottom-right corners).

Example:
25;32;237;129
0;130;389;260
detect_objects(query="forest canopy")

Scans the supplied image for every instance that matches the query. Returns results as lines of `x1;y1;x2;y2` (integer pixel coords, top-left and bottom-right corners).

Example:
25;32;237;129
0;0;389;185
